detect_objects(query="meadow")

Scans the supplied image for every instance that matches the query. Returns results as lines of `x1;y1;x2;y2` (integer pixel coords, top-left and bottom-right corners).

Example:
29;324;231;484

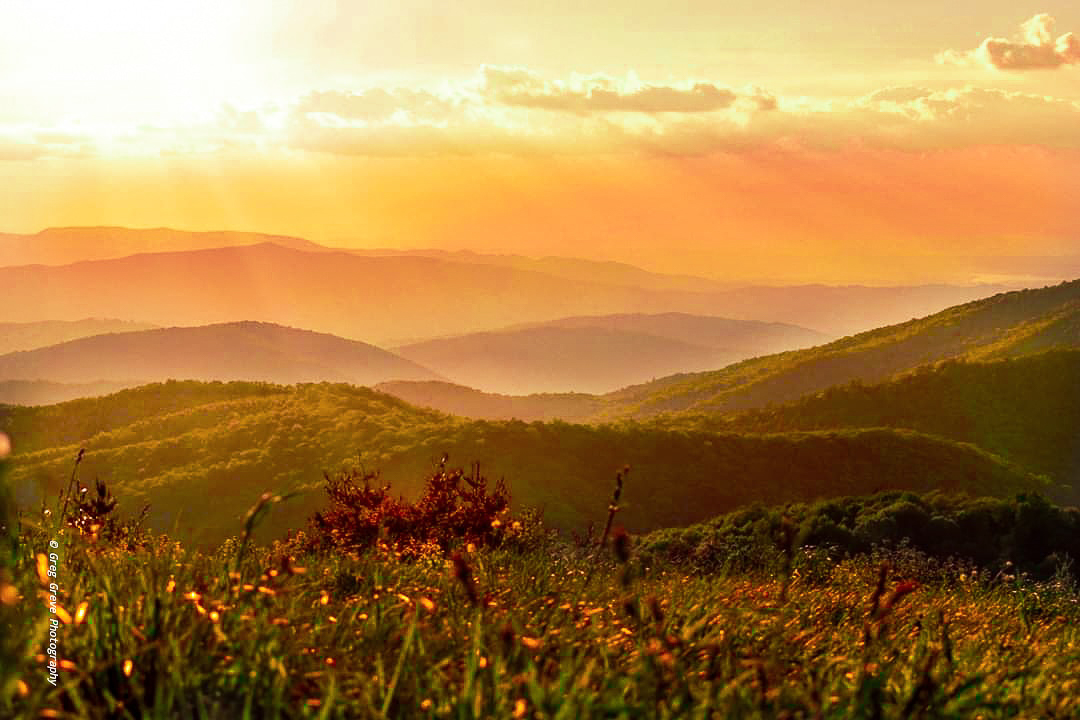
2;457;1078;719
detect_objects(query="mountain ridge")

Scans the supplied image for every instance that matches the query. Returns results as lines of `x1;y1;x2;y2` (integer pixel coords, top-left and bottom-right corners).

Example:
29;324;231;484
0;321;440;386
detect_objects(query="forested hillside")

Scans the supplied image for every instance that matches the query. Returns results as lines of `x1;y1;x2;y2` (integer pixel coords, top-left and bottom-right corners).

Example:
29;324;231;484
1;381;1043;546
699;351;1080;493
602;280;1080;419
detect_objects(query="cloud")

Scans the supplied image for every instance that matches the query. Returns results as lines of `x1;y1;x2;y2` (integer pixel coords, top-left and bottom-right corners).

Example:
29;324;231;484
0;137;44;162
938;13;1080;70
480;66;740;114
7;67;1079;160
294;88;461;123
0;128;95;161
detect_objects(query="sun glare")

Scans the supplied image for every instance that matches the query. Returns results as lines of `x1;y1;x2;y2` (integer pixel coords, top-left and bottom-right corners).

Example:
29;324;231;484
2;1;269;127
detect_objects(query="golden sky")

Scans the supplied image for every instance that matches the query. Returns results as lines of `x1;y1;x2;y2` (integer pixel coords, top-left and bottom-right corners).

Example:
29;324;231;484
2;2;1079;284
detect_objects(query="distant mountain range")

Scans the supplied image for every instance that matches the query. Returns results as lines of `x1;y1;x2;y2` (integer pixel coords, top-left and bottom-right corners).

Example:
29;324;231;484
374;380;604;422
0;227;1014;342
0;226;323;266
0;318;157;355
340;247;733;294
0;321;439;386
0;380;137;407
379;279;1080;422
392;313;830;394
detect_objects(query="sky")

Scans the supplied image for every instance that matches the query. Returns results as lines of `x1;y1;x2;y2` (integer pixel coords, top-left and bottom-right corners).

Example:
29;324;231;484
1;1;1079;284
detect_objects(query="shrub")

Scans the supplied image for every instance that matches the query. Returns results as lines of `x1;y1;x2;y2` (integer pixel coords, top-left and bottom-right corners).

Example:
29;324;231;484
297;459;521;559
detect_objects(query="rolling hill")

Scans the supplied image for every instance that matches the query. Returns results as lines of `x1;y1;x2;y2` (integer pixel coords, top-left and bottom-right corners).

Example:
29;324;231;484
0;318;157;354
600;279;1080;420
0;240;1011;346
393;313;830;394
379;281;1080;423
0;321;439;385
0;226;323;267
697;351;1080;490
0;381;1044;547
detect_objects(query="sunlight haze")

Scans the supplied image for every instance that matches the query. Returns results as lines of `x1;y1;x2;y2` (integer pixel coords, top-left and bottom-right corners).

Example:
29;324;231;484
2;1;1078;283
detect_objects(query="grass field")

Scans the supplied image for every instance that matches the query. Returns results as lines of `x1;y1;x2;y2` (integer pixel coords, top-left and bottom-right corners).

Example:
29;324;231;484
2;463;1078;719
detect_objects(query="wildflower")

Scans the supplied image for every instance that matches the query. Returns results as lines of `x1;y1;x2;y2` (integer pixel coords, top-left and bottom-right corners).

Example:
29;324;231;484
36;554;50;586
16;679;28;697
513;699;527;718
123;659;133;677
75;601;89;625
55;605;72;625
420;699;433;710
521;636;541;649
420;597;436;612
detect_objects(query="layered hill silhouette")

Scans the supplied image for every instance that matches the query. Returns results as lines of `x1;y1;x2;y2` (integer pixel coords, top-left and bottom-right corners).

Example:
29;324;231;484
0;226;323;266
380;280;1080;424
0;381;1042;547
0;239;1010;344
0;380;137;407
0;322;439;385
393;313;829;394
374;380;604;422
600;279;1080;420
0;318;157;355
343;248;733;293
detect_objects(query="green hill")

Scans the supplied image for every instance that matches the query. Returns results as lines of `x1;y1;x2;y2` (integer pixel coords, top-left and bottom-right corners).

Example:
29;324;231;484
0;381;1043;547
682;351;1080;495
602;279;1080;420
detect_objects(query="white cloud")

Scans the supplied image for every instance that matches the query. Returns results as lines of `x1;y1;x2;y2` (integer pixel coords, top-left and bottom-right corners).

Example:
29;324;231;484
938;14;1080;70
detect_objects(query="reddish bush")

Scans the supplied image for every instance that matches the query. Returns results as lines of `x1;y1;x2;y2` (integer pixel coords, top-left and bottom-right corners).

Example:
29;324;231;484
301;459;512;559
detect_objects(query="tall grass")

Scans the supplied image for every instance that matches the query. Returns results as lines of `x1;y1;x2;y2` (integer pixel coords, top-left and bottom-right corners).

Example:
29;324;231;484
1;455;1078;717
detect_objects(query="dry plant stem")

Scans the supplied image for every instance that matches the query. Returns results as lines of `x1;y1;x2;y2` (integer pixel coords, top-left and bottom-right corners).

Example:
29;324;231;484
583;468;627;589
57;448;85;528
